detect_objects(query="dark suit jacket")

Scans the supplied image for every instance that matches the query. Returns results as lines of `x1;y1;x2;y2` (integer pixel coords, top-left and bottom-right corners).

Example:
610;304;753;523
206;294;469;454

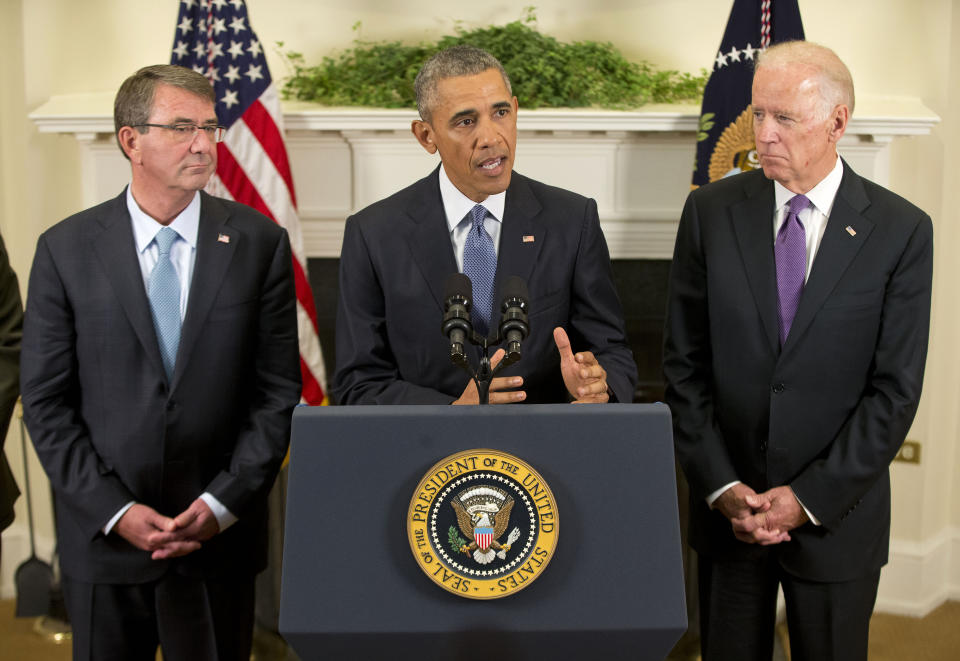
664;163;932;582
333;168;637;405
0;231;22;532
20;190;302;584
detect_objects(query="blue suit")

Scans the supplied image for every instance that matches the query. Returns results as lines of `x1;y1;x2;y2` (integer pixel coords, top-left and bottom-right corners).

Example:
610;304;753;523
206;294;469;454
20;190;301;655
334;167;637;405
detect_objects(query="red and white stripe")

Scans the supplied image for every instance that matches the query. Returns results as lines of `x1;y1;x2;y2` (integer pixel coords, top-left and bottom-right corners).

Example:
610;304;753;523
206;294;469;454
206;83;327;405
475;531;493;550
760;0;772;48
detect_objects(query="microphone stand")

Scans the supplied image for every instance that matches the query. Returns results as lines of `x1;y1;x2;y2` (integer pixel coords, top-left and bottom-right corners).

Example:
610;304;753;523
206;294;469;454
455;330;521;405
443;274;528;405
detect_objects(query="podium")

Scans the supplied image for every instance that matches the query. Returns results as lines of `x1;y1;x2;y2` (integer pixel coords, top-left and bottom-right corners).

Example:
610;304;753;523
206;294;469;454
279;404;686;660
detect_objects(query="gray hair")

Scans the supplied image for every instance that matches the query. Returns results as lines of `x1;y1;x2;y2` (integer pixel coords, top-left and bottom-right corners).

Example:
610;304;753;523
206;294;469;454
414;45;512;123
755;41;855;118
114;64;216;158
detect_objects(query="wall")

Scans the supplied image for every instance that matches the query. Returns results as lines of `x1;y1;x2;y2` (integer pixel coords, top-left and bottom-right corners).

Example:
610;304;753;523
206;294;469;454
1;0;958;613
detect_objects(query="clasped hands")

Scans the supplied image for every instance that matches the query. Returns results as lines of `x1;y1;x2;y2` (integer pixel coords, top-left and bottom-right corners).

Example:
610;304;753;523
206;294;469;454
114;498;220;560
453;327;609;405
714;483;809;545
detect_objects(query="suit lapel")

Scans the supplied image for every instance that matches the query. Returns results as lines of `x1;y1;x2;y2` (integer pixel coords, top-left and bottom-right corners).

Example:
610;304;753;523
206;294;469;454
400;170;545;320
92;191;167;378
173;192;238;386
494;174;545;305
731;176;780;354
783;166;873;354
403;169;458;310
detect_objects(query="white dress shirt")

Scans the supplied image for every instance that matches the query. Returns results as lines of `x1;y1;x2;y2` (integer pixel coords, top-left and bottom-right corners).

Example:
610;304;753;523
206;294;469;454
706;156;844;526
771;155;844;282
103;187;236;535
128;186;199;320
439;164;506;270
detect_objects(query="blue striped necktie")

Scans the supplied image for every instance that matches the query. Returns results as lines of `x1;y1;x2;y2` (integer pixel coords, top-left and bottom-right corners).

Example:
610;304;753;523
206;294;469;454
149;227;181;379
463;204;497;335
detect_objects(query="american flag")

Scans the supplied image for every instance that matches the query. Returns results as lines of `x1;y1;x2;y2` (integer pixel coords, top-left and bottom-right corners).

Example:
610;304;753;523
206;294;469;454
171;0;327;405
691;0;804;189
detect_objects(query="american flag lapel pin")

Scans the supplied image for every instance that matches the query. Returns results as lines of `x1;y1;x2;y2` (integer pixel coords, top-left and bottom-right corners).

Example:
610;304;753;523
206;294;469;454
845;226;857;237
218;233;230;244
522;235;535;243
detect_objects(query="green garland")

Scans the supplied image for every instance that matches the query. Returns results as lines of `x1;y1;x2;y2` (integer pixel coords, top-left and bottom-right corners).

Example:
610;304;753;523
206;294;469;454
280;9;707;110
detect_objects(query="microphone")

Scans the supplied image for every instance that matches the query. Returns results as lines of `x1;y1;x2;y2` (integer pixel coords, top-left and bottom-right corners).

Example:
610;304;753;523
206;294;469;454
498;276;529;364
442;273;473;367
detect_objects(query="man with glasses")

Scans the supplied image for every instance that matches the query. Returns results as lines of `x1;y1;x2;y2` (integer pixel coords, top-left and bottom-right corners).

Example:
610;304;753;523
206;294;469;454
20;64;301;661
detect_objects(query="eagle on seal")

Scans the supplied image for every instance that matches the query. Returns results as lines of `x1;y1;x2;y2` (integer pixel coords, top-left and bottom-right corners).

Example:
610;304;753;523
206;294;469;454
452;486;520;565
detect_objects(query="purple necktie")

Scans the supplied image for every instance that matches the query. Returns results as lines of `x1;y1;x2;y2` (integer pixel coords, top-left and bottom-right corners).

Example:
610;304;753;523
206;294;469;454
775;194;811;346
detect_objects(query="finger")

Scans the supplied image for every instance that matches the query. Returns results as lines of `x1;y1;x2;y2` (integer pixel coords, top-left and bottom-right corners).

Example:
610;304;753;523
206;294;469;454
146;530;188;547
489;348;506;368
575;364;604;380
735;512;767;534
576;379;608;398
487;375;523;392
758;532;789;546
151;541;202;560
572;391;609;404
145;515;177;533
751;527;791;545
573;351;599;366
141;508;178;532
489;389;526;404
553;327;573;362
744;494;771;512
154;518;208;543
734;485;759;502
132;505;176;533
572;393;609;404
173;508;198;529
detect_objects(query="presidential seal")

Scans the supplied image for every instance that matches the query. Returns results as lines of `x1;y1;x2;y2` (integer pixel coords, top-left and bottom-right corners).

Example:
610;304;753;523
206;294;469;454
407;449;559;599
708;105;760;183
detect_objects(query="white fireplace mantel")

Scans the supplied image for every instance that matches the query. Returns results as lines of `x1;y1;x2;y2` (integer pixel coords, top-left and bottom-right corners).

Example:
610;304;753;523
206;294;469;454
30;93;939;259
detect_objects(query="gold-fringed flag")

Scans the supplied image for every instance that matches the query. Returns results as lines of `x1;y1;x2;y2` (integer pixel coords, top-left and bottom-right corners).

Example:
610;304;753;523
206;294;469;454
171;0;327;404
692;0;805;189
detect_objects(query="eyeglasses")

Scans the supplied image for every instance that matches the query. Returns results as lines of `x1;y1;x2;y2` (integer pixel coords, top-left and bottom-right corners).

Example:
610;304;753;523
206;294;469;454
134;123;227;143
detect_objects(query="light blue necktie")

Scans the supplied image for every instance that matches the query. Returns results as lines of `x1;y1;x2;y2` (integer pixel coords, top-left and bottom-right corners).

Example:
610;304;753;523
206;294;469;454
149;227;181;379
463;204;497;335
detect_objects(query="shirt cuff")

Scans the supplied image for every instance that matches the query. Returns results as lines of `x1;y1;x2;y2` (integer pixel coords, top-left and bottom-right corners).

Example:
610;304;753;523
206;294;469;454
706;481;741;507
103;501;135;535
200;492;238;532
790;487;821;526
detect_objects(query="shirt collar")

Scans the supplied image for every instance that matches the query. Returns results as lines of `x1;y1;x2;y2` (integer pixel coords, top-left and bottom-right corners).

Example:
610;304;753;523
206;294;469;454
438;164;506;232
773;155;844;217
127;185;201;253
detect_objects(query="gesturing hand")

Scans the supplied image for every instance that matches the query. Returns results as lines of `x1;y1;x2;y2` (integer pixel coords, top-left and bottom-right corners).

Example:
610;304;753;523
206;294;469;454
554;327;609;403
453;348;526;405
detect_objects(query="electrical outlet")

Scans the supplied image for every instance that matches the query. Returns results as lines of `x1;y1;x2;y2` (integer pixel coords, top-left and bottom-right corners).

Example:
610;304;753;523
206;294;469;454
894;440;921;464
